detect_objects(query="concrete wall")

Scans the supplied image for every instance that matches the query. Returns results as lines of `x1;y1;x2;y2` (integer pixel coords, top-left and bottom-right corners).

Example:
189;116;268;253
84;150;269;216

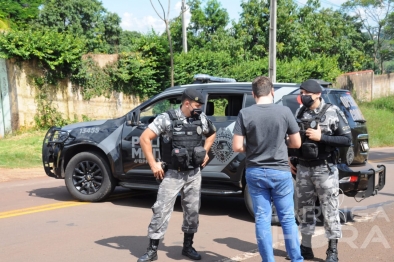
335;70;394;102
6;56;140;130
373;73;394;99
335;70;374;102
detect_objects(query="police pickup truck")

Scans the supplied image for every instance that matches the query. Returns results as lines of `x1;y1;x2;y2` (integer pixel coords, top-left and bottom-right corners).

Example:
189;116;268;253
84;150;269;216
42;74;386;218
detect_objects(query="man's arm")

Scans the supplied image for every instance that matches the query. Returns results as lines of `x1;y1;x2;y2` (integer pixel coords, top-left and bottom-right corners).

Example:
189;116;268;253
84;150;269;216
201;133;216;167
232;134;245;153
320;109;352;147
287;132;301;148
140;128;164;179
307;110;352;147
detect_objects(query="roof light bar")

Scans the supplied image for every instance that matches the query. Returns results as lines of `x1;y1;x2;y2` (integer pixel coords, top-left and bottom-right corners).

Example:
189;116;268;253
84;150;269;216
193;74;236;83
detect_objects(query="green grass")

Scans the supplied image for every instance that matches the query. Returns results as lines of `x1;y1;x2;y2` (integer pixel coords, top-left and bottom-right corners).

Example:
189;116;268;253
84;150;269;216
0;129;47;169
359;96;394;148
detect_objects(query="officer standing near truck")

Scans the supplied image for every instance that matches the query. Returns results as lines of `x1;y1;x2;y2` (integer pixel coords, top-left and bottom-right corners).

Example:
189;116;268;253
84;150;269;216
138;87;216;262
289;79;352;262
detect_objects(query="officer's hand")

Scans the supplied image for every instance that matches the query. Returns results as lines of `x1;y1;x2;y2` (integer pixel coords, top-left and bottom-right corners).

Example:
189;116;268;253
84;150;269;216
151;162;164;180
288;157;297;175
201;154;209;167
306;125;321;141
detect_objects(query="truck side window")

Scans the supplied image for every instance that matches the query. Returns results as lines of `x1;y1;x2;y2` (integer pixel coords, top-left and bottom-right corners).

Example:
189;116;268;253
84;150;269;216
140;96;181;124
206;94;243;121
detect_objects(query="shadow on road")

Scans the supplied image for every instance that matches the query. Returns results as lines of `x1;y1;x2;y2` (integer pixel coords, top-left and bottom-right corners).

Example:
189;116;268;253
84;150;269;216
110;192;255;223
95;235;228;261
378;192;394;197
26;185;255;222
214;237;257;252
26;185;74;201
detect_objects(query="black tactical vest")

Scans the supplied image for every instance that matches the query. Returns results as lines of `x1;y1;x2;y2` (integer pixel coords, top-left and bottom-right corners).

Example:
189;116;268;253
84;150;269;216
294;103;335;160
160;109;204;170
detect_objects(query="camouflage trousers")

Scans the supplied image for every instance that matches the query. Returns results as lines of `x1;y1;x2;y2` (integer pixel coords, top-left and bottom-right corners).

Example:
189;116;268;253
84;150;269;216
295;163;342;239
147;168;202;239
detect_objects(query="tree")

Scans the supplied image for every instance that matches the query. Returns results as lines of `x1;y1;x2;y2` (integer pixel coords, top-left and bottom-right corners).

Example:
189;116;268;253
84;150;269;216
119;30;143;52
183;0;229;49
294;1;372;72
233;0;270;59
150;0;185;87
194;0;229;34
342;0;394;73
0;0;44;29
36;0;122;53
0;18;10;31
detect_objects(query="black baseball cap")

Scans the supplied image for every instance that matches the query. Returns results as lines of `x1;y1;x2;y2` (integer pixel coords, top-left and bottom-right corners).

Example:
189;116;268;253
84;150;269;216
182;87;205;104
300;79;323;93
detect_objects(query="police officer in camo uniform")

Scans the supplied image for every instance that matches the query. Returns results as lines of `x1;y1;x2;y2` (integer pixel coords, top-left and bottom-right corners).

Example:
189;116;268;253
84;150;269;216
288;79;352;262
138;87;216;262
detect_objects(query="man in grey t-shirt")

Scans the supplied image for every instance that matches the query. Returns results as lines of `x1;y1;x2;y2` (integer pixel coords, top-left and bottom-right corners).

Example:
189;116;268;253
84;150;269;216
232;76;303;262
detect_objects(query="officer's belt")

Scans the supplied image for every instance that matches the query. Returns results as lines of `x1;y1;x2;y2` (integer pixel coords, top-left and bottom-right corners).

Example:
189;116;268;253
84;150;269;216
298;158;334;167
167;165;199;171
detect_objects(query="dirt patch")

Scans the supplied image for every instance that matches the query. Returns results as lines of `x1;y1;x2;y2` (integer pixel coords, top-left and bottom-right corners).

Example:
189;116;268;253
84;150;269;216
0;167;47;183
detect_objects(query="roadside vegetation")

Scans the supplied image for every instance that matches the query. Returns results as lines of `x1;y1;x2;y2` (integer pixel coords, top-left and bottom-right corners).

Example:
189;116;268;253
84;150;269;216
0;129;46;169
359;96;394;147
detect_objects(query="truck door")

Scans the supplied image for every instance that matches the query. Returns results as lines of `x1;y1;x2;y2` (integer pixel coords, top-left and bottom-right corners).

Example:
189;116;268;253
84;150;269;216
121;95;182;178
201;90;245;182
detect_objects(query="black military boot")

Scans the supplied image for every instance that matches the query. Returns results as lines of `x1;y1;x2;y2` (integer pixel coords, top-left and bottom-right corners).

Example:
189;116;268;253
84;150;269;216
137;239;159;262
285;244;314;260
325;239;339;262
182;233;201;260
301;244;315;260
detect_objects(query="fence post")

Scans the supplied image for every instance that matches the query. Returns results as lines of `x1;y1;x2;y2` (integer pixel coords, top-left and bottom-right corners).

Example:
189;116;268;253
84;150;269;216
0;58;11;138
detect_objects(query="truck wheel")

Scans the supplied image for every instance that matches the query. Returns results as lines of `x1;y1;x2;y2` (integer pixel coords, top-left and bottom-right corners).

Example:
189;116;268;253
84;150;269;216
65;152;115;202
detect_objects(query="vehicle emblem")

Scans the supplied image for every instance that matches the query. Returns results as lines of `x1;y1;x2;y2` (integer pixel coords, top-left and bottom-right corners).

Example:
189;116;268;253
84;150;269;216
346;147;354;165
212;127;234;163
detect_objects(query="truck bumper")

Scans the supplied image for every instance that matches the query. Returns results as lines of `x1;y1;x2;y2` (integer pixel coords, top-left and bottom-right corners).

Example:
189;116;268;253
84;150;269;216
338;162;386;198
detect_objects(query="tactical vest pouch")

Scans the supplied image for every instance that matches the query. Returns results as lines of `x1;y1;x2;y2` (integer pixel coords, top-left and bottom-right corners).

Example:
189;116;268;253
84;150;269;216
192;146;206;166
171;148;189;170
301;141;319;159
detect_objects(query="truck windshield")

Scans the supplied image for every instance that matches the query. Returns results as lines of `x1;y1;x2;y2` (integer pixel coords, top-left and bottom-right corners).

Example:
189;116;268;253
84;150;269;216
326;92;366;123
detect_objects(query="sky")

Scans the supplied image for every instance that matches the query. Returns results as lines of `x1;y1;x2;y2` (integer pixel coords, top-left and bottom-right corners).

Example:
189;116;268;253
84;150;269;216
100;0;348;34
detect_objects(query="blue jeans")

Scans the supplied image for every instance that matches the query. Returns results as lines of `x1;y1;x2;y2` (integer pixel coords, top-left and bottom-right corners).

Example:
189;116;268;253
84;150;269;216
246;167;303;262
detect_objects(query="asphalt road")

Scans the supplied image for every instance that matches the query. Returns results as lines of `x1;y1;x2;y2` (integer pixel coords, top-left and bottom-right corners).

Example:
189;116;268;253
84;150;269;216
0;148;394;262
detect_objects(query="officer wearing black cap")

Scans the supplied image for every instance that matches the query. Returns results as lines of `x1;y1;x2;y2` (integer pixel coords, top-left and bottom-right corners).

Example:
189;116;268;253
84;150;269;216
288;79;352;262
138;87;216;261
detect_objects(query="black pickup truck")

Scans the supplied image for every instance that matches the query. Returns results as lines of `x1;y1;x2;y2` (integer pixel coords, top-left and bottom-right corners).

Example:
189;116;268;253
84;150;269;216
42;75;386;218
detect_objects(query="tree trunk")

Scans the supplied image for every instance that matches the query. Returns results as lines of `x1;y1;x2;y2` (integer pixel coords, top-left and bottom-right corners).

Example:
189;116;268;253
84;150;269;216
165;20;174;87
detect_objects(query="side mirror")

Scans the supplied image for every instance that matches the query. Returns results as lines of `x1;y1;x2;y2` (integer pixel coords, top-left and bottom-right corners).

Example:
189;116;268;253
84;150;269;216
126;110;140;126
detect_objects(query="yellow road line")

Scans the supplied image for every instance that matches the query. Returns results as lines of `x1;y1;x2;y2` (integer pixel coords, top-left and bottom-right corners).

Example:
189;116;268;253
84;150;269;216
0;191;152;219
0;201;88;219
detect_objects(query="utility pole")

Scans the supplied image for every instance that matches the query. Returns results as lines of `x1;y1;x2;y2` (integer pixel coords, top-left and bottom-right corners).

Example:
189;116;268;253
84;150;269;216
268;0;277;83
181;0;188;53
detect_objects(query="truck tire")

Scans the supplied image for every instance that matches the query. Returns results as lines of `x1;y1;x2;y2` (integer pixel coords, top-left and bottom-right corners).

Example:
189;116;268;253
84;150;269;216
65;152;115;202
